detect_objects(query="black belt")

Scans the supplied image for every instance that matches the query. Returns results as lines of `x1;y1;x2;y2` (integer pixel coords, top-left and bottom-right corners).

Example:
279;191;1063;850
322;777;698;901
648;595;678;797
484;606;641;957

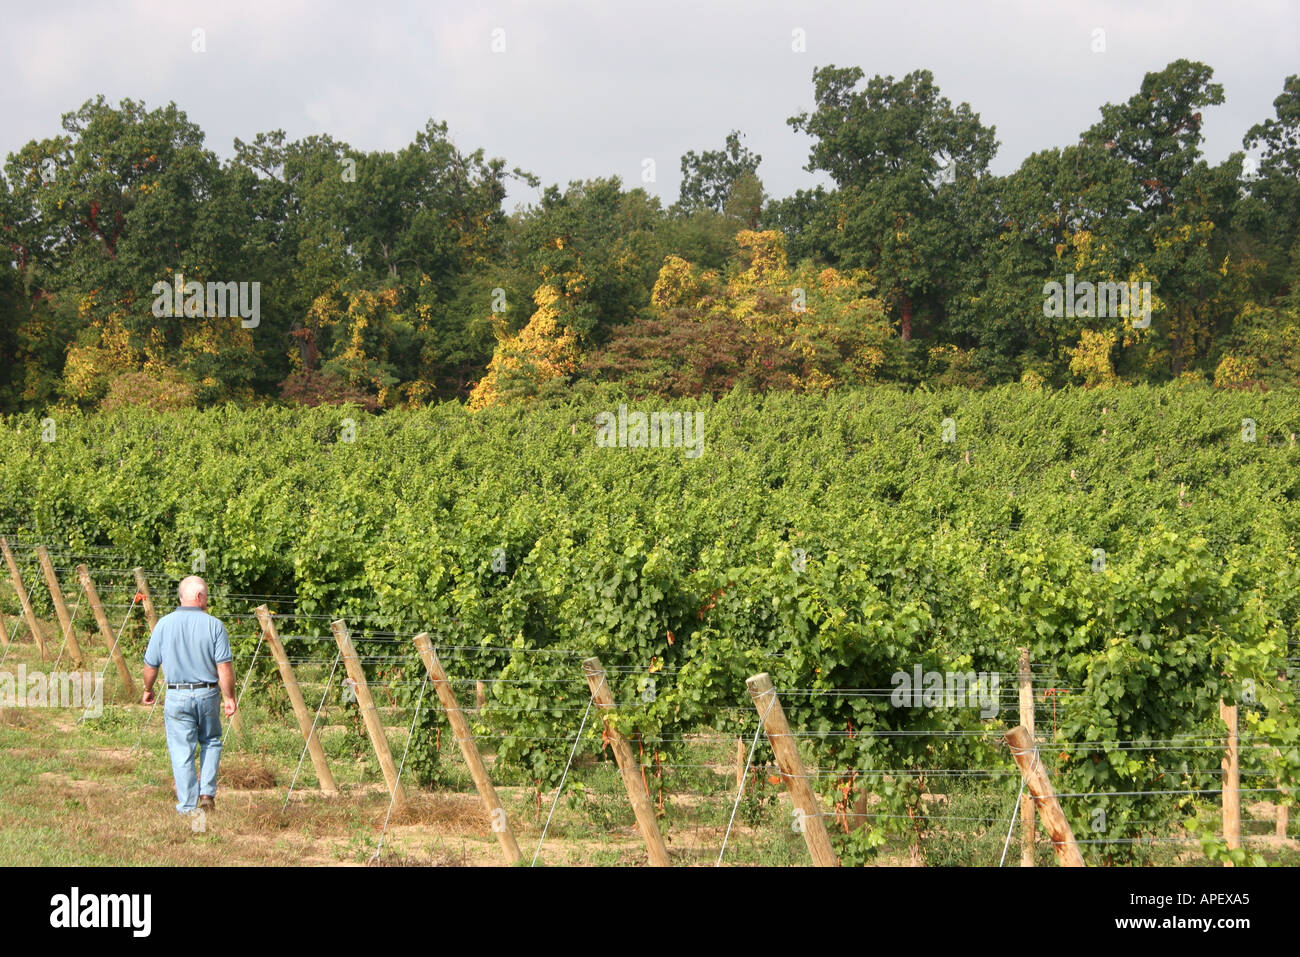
167;682;219;690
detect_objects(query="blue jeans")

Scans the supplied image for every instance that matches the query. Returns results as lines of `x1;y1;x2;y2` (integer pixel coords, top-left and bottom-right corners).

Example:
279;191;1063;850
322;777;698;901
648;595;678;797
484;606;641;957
163;687;223;813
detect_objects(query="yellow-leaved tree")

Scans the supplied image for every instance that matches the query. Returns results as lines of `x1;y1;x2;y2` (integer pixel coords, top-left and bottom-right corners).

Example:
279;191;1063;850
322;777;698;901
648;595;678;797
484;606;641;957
289;284;441;407
63;284;255;409
644;229;895;390
468;283;581;409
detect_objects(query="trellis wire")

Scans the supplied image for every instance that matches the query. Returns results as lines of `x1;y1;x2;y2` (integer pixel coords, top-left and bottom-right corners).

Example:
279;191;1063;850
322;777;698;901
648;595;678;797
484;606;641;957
999;777;1027;867
531;683;597;867
717;687;776;865
282;650;342;812
369;672;429;863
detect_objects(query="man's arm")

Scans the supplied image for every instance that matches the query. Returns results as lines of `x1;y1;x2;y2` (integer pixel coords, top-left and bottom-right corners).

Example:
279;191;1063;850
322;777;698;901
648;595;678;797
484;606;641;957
217;660;237;717
211;621;236;717
142;625;162;705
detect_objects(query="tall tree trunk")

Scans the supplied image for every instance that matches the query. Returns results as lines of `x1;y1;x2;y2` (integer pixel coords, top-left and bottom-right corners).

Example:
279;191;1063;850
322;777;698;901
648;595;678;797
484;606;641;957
900;293;913;342
290;322;319;371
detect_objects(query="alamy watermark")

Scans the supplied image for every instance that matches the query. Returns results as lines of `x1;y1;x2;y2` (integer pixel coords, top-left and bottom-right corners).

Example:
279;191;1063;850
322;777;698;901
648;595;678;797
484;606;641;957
49;887;150;937
1042;273;1151;328
595;404;704;458
0;666;103;718
151;274;260;328
890;666;1000;719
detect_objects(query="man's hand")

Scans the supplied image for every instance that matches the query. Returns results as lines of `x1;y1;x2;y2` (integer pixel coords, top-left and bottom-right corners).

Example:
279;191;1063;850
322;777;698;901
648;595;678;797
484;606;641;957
142;664;159;705
217;661;237;717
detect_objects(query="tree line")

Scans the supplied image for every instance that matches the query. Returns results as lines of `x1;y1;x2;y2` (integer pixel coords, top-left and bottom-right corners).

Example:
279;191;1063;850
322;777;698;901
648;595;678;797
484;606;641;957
1;59;1296;413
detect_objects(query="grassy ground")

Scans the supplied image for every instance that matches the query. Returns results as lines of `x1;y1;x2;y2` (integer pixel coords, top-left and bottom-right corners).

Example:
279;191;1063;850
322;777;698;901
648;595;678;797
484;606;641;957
0;630;812;866
1;628;1296;867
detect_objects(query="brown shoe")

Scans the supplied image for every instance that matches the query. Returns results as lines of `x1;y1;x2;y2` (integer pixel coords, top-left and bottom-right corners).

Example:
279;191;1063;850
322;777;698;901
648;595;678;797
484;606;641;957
198;795;215;812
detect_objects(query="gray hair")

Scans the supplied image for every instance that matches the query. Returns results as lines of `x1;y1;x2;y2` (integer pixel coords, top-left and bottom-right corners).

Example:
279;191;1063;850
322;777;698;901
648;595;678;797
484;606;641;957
178;575;208;605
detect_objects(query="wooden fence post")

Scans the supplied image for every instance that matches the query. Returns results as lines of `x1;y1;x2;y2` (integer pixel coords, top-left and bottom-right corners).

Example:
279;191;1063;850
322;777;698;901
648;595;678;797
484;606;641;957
1221;699;1241;864
745;672;840;867
414;634;522;864
1005;725;1085;867
331;619;407;808
132;568;160;631
2;537;48;659
36;546;86;667
1018;648;1036;866
132;569;161;702
77;565;136;697
581;656;671;866
256;605;336;796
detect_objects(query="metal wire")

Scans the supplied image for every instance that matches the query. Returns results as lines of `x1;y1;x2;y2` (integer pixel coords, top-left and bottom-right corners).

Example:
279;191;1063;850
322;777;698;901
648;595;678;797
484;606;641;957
531;681;598;867
283;651;342;812
370;672;429;863
717;690;775;866
80;595;140;723
999;777;1027;867
221;633;265;747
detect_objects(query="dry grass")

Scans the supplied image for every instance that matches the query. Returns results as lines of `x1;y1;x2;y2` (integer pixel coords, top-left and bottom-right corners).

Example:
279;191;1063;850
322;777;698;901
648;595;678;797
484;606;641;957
384;792;486;829
221;757;278;790
0;708;37;728
366;843;471;867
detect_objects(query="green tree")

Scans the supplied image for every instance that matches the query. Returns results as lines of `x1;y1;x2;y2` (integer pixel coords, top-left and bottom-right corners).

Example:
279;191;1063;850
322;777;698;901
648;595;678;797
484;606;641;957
2;96;260;407
947;142;1139;383
1078;61;1236;379
789;66;998;341
229;120;516;402
677;130;762;214
506;177;667;341
723;171;766;229
1240;75;1300;304
1082;59;1225;224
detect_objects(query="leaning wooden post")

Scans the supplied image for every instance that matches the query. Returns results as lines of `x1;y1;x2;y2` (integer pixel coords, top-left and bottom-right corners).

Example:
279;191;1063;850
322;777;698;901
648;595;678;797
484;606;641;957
414;634;521;864
1018;648;1036;866
2;537;48;659
257;605;336;796
77;565;136;697
1005;725;1085;867
332;619;407;808
746;672;840;867
1221;699;1241;863
37;545;86;667
582;656;671;866
132;568;160;631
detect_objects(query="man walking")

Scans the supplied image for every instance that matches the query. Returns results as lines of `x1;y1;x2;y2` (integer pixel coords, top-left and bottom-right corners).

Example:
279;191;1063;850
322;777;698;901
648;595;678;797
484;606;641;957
141;575;237;815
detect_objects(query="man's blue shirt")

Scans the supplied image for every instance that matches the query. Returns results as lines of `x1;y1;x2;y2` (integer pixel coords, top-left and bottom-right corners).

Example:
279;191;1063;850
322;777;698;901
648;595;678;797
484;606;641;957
143;607;232;684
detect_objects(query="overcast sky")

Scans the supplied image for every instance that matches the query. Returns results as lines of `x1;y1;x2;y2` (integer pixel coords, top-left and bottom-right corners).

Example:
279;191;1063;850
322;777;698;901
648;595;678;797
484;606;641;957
2;0;1296;212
